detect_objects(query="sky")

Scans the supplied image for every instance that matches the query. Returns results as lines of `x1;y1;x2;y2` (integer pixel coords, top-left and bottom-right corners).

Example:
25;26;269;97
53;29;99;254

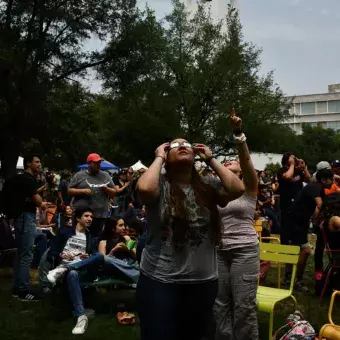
87;0;340;96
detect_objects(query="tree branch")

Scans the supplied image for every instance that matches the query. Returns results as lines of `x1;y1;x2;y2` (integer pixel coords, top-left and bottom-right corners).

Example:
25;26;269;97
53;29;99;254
54;59;108;81
5;0;14;28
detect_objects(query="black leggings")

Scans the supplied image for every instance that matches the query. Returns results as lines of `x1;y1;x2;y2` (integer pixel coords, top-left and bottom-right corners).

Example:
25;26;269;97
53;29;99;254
137;273;218;340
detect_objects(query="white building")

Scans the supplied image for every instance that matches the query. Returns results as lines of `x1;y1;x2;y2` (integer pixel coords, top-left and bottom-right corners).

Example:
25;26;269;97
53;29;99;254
284;84;340;134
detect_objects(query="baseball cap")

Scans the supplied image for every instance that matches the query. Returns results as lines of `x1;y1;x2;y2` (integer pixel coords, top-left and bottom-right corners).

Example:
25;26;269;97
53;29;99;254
87;153;103;163
332;160;340;168
316;161;331;171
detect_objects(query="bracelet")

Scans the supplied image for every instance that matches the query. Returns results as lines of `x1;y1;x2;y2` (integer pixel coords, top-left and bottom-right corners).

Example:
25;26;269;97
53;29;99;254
155;155;165;162
205;156;214;165
233;133;247;144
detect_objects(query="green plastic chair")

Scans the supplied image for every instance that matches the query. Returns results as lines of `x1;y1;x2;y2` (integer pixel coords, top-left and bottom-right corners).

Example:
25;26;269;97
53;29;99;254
257;242;300;340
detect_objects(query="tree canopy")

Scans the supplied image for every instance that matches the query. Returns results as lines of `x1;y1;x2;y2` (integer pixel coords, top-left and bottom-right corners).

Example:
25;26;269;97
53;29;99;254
0;0;333;176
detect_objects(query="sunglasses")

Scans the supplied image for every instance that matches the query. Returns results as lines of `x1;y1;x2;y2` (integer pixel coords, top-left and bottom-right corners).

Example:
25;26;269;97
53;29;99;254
169;141;192;150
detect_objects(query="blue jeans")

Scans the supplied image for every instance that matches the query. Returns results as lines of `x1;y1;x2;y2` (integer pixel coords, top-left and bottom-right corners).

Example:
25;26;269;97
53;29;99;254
104;255;140;283
33;228;48;267
65;254;104;317
264;208;281;234
14;212;37;293
137;273;218;340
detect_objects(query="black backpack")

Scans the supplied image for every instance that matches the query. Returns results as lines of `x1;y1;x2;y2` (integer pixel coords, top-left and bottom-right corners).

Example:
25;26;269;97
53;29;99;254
0;175;22;218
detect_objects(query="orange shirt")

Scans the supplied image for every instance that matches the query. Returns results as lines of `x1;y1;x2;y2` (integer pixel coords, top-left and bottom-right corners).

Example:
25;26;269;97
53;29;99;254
325;183;340;196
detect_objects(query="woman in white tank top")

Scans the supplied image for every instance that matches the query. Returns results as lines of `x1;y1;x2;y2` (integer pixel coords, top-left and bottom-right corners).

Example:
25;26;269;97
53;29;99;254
214;110;260;340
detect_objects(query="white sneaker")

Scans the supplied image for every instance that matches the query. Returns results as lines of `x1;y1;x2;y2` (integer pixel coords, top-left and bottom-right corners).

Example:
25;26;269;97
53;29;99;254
47;266;68;285
72;315;88;335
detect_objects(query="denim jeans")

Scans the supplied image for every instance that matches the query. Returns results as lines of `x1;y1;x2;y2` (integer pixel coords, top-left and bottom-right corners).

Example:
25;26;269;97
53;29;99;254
65;254;104;317
104;255;140;283
137;273;218;340
33;228;48;267
214;245;260;340
13;212;37;293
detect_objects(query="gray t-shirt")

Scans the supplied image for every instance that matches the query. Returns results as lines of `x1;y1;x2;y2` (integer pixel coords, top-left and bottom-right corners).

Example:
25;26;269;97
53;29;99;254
140;175;220;283
69;170;114;218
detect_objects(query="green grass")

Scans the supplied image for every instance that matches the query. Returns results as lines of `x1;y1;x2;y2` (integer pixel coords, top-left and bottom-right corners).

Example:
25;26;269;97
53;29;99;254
0;256;339;340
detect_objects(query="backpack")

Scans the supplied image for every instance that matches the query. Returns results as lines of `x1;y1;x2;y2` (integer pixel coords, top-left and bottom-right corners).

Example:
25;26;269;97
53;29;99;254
273;311;316;340
0;175;22;218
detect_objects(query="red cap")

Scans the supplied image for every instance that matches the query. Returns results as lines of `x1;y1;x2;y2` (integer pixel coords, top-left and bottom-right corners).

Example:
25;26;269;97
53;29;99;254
87;153;103;163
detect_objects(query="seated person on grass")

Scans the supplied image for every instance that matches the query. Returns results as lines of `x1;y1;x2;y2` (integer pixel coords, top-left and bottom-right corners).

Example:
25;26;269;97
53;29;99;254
319;193;340;265
45;205;104;335
98;216;139;284
58;205;73;229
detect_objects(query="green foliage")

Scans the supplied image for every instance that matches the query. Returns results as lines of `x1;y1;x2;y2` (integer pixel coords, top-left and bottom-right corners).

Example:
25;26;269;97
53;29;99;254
0;0;136;177
97;0;291;164
297;125;340;168
1;0;331;175
265;163;281;177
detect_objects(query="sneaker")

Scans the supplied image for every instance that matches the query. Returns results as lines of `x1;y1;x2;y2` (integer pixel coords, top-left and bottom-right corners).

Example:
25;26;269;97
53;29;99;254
47;266;68;285
72;315;88;335
315;270;323;281
17;291;41;302
295;279;309;293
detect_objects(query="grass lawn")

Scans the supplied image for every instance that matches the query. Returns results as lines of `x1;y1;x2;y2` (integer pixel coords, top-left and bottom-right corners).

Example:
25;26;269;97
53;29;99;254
1;255;340;340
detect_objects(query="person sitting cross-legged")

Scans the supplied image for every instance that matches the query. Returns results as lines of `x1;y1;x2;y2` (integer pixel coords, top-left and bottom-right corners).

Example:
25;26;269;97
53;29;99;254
46;205;104;335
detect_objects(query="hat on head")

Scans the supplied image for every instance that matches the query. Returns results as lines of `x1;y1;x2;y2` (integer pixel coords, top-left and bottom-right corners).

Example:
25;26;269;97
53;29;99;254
316;161;331;171
87;153;103;163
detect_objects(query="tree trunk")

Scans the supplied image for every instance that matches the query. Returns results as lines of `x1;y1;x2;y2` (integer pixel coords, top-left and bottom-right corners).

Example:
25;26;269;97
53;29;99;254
0;148;20;180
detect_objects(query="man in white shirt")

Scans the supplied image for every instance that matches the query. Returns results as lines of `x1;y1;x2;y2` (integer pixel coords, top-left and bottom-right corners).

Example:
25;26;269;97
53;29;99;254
46;205;104;335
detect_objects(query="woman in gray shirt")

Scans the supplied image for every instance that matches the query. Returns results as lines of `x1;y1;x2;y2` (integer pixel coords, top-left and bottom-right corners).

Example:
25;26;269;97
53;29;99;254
214;110;260;340
136;138;245;340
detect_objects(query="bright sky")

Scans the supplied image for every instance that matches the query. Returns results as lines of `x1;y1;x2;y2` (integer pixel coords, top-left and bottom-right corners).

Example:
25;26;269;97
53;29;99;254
86;0;340;96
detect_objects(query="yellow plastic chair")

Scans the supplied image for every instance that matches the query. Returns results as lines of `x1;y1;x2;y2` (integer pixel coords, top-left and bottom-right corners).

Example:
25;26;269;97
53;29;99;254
257;243;300;340
319;290;340;339
261;237;282;288
254;220;263;241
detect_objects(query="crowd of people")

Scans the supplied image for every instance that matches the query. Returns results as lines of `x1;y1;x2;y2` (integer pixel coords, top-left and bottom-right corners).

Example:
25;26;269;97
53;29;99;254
2;109;340;339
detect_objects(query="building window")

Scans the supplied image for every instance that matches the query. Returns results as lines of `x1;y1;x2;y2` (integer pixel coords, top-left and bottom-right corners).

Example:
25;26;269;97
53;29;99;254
328;100;340;113
294;103;301;115
326;121;340;131
316;101;327;114
300;102;315;115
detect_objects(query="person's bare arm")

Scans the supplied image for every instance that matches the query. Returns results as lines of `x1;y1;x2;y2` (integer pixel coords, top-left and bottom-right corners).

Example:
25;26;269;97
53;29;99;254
98;240;107;255
137;143;169;204
101;186;116;198
114;183;129;194
313;197;323;218
282;163;295;180
230;110;258;198
32;194;43;207
57;191;64;204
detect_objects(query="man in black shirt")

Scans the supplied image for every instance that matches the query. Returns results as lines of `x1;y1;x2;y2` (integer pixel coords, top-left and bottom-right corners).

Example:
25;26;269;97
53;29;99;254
285;168;333;291
12;155;47;301
277;152;312;245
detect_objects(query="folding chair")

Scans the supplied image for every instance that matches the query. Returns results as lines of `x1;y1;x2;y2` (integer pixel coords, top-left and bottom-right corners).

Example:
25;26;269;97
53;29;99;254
319;224;340;304
257;243;300;340
319;290;340;339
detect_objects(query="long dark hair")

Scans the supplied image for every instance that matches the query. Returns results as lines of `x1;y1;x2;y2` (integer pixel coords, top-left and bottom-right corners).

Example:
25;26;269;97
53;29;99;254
164;164;220;248
100;216;124;241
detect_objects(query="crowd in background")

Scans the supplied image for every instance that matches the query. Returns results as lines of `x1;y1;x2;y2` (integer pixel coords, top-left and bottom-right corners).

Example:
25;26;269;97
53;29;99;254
2;112;340;339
